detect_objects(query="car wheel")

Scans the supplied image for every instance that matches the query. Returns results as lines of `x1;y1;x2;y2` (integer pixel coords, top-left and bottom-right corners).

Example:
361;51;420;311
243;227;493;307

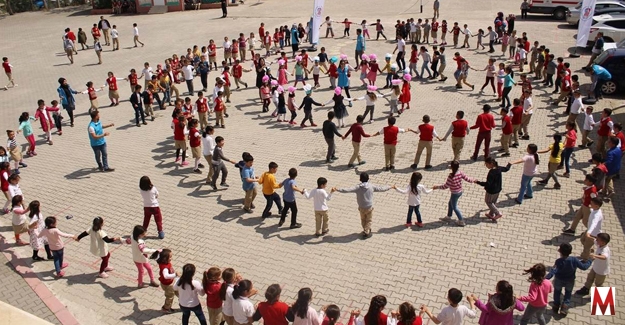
601;81;618;95
554;8;567;20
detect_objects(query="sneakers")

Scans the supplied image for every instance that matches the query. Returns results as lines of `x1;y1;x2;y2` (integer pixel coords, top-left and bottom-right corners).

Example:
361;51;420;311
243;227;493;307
404;223;412;228
98;272;109;278
181;161;189;166
456;220;466;227
575;287;590;296
415;222;424;227
562;228;575;235
193;168;201;174
439;216;452;222
19;162;27;167
358;161;366;165
424;165;433;169
220;183;229;187
554;183;561;190
410;164;418;170
290;223;302;229
104;267;114;272
158;231;165;239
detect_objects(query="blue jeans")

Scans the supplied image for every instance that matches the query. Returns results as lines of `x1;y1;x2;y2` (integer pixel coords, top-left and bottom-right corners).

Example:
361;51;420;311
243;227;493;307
263;192;283;218
517;174;534;202
163;85;171;104
562;147;574;173
420;62;432;77
52;248;64;274
91;143;109;170
134;106;145;125
407;205;422;223
553;277;574;306
386;73;393;87
454;69;461;81
180;304;207;325
447;192;463;220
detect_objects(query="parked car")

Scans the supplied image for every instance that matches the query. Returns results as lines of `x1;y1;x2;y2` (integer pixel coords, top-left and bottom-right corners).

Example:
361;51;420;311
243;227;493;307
588;14;625;44
593;48;625;95
603;38;625;49
567;0;625;25
527;0;581;20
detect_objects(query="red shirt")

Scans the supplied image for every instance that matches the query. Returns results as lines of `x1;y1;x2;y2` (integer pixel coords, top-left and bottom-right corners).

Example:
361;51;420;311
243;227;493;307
173;120;186;141
128;73;138;86
2;62;11;73
189;127;201;148
222;71;231;86
454;56;464;69
511;105;523;125
231;42;239;53
597;117;612;136
452;26;461;35
214;97;224;112
0;170;9;192
196;97;209;113
91;27;101;38
67;31;76;41
106;77;118;91
256;301;289;325
451;119;468;137
561;75;571;92
328;64;338;78
582;185;597;207
383;126;400;145
615;131;625;152
471;113;496;132
410;50;418;63
259;26;265;39
158;263;174;286
556;62;564;75
431;22;439;31
365;313;388;325
208;44;217;57
441;23;448;33
565;129;577;148
502;115;513;135
204;281;223;309
345;123;370;143
524;41;530;52
88;87;97;100
418;123;435;141
301;54;309;67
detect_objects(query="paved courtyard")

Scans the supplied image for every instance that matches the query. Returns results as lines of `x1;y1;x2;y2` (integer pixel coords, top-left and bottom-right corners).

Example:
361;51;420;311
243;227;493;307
0;0;623;324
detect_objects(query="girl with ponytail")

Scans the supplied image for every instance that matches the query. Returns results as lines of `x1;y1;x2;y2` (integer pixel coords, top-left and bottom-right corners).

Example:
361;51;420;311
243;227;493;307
320;304;359;325
471;280;524;325
537;134;563;189
396;302;423;325
231;280;255;325
353;295;392;325
433;161;476;227
510;143;539;204
289;287;324;325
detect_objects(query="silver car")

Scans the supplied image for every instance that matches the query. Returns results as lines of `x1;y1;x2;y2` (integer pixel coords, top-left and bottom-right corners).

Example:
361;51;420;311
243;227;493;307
567;0;625;25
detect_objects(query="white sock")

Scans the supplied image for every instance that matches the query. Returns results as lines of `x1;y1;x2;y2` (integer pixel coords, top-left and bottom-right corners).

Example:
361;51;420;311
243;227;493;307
194;158;200;169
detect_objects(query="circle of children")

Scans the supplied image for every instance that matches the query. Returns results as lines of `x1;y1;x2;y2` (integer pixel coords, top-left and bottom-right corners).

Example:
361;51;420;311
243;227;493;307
2;6;624;325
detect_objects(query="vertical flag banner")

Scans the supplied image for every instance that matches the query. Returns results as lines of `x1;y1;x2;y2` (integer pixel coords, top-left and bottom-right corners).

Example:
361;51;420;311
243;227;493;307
576;0;597;47
311;0;325;45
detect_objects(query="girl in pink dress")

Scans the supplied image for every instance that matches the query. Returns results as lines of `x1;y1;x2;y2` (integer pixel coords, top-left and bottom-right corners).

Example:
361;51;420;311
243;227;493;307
35;100;59;145
367;54;380;86
358;54;369;87
277;60;289;86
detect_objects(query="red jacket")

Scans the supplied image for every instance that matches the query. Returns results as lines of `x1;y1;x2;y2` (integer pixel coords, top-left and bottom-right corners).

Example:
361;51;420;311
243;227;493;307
383;126;400;145
471;113;496;132
451;120;468;137
418;123;435;141
511;105;523;125
502;115;513;135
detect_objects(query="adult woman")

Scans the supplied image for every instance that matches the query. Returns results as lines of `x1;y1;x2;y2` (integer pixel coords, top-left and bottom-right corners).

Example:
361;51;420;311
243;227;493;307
337;60;354;103
255;56;268;98
56;78;79;127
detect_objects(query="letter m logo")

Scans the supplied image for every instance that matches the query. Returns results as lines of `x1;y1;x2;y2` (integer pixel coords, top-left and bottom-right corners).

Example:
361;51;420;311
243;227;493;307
591;287;616;315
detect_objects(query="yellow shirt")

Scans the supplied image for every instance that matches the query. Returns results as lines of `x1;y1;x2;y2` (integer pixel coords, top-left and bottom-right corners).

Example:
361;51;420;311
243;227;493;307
548;143;564;164
259;172;281;195
381;62;391;73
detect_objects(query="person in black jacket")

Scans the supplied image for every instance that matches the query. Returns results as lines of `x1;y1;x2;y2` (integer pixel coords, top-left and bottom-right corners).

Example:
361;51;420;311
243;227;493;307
475;157;510;221
129;84;147;127
322;111;342;163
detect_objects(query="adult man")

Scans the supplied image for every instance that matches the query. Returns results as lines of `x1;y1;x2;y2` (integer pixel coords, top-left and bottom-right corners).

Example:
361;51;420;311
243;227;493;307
603;137;622;198
335;172;391;239
355;29;365;67
57;78;79;127
586;32;604;70
129;85;147;127
393;34;406;71
98;16;112;46
88;109;115;172
590;64;612;100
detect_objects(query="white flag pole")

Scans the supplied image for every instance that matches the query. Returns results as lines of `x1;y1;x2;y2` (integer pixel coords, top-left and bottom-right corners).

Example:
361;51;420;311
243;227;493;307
571;0;597;57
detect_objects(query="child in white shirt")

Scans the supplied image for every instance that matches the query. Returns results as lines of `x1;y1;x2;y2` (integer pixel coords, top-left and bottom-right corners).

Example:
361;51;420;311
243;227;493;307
422;288;476;325
576;232;610;295
303;177;334;237
581;106;596;147
394;172;432;227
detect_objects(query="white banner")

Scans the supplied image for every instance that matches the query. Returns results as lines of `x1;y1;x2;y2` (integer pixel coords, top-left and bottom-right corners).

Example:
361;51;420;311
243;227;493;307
576;0;597;47
311;0;325;45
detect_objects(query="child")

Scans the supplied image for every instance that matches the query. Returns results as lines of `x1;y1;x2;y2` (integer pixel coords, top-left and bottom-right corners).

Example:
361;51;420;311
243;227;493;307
202;267;223;324
11;195;29;246
292;58;306;87
286;87;298;125
0;147;7;163
240;153;258;213
371;116;407;171
17;112;37;156
173;116;189;166
510;99;523;148
173;264;207;325
37;216;76;278
580;106;596;147
155;249;180;313
367;54;379;86
575;232;611;296
309;57;324;88
394;172;432;227
356;86;385;124
580;198;604;260
471;280;524;325
399;74;412;111
419;46;432;79
393;302;423;325
7;173;22;202
279;168;304;228
518;263;552;325
358;54;369;86
324;88;353;128
380;55;393;88
441;111;469;162
1;162;10;214
253;284;290;325
537;134;563;189
475;157;510;221
188;119;204;173
130;225;159;288
561;122;577;177
495;63;505;101
276;87;287;122
501;32;509;56
520;90;534;140
50;100;63;135
139;176;165;239
596;108;613;159
210;136;237;190
421;288;476;324
303;177;335;237
409;115;442;169
563;175;598;235
499;107;513;156
220;268;237;325
546;243;591;315
298;87;323;127
258;162;284;219
34;100;58;145
510;144;539;204
26;201;53;261
83;81;103;111
479;59;496;95
291;288;323;324
474;29;485;50
231;280;255;325
433;161;476;227
141;85;155;122
76;216;120;278
386;80;402;116
214;91;226;128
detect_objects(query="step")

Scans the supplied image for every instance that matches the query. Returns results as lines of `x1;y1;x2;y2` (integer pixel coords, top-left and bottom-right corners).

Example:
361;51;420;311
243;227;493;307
148;5;168;14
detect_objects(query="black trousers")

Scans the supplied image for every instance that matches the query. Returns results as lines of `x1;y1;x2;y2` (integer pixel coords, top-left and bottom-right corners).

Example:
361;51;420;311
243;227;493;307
262;193;282;218
281;200;298;225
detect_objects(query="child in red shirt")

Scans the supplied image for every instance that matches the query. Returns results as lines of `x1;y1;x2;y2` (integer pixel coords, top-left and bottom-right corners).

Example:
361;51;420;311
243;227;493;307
561;121;577;176
156;249;179;313
214;91;226;128
188;119;203;173
202;267;223;324
253;284;290;325
510;98;523;148
499;107;513;156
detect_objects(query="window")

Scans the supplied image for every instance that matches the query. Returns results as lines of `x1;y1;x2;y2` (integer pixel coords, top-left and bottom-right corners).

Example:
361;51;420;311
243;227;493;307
604;19;625;28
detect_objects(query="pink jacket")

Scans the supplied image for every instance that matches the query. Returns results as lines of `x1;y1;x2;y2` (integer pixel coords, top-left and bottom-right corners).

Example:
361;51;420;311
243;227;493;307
38;228;74;250
518;280;553;307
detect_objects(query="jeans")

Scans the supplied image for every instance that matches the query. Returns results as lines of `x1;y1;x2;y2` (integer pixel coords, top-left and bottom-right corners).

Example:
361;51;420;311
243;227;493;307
553;277;575;306
447;192;463;220
262;192;283;218
594;79;605;98
501;86;512;107
385;73;393;87
181;304;207;325
186;79;194;95
517;174;534;202
562;147;574;173
420;61;432;77
134;106;146;124
52;249;64;274
406;205;422;223
200;72;208;90
91;143;109;170
281;200;298;225
162;86;171;104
